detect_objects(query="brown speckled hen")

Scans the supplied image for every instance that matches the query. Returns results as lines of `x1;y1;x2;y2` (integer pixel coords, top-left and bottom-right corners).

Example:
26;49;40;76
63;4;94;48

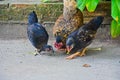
53;0;83;50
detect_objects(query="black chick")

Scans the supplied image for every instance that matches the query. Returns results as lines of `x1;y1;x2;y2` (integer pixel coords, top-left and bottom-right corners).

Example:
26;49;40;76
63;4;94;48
27;11;54;55
66;16;104;59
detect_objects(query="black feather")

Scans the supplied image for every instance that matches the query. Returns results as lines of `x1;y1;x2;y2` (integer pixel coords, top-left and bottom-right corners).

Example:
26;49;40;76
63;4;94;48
28;11;38;25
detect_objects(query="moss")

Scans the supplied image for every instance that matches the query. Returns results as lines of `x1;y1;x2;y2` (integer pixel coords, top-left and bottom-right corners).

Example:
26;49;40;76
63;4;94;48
0;3;63;22
0;2;111;24
0;4;8;9
0;9;9;21
36;3;63;22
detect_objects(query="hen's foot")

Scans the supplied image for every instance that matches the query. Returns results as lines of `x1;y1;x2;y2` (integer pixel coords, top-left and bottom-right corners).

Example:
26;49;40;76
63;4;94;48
66;52;80;60
66;48;87;60
34;49;41;56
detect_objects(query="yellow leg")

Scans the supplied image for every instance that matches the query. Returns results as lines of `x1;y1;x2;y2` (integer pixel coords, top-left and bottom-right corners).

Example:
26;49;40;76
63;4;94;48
66;48;87;60
65;47;101;60
66;52;81;60
79;48;87;57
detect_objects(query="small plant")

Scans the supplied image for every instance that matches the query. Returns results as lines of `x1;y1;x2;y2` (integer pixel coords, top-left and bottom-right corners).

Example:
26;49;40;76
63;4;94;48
77;0;99;12
77;0;120;38
111;0;120;38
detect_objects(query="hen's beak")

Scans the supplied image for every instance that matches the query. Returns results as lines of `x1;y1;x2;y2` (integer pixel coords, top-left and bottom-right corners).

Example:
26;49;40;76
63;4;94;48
66;46;72;54
67;51;70;54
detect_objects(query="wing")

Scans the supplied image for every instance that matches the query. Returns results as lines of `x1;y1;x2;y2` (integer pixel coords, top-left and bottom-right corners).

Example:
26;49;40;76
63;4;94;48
69;26;95;53
27;23;48;49
76;27;96;48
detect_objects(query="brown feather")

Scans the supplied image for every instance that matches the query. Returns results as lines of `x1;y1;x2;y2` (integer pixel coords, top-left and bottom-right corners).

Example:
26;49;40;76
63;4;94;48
53;10;83;46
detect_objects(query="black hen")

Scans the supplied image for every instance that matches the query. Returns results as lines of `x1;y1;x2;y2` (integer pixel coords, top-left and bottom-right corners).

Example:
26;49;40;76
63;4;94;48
66;16;104;59
27;11;54;55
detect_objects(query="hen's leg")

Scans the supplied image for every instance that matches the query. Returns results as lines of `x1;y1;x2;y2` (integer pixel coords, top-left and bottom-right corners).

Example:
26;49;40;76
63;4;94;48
79;48;87;57
65;47;101;60
66;48;87;60
66;52;81;60
34;49;41;56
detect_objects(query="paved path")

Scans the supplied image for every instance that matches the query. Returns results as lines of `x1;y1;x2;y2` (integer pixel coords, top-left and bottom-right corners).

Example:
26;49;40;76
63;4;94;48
0;39;120;80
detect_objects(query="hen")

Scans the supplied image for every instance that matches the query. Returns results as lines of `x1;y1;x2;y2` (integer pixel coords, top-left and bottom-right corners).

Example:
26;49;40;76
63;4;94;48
66;16;104;59
27;11;54;55
53;0;83;50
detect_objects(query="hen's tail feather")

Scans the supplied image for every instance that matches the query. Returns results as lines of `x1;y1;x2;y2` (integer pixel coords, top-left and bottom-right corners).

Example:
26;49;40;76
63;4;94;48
85;16;104;31
28;11;38;25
